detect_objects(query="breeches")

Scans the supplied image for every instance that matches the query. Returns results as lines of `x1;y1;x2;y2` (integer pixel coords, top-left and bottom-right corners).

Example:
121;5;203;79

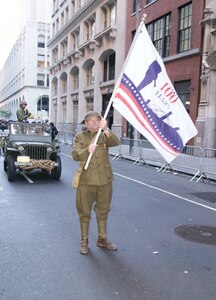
76;183;113;223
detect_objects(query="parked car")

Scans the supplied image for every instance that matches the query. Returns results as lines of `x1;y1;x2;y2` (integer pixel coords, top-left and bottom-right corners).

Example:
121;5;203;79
3;122;61;182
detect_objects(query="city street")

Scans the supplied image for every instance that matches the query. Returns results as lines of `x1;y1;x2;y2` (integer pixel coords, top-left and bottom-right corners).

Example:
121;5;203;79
0;152;216;300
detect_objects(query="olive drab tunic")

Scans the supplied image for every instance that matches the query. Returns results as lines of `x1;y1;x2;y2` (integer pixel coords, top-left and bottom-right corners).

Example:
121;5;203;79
16;108;31;122
72;130;120;186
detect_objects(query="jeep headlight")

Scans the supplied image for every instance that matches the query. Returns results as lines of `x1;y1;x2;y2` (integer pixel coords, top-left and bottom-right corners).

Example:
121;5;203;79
18;146;25;151
47;147;53;152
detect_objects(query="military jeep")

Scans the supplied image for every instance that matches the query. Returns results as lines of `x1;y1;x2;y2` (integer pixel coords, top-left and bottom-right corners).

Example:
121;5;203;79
4;122;61;182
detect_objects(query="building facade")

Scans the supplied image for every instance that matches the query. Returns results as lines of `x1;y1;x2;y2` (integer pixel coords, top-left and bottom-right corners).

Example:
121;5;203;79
196;0;216;149
125;0;205;142
48;0;126;133
0;0;51;122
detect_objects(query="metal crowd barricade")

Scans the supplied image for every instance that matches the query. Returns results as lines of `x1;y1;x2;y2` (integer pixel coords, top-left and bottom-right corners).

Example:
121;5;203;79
56;127;216;183
111;138;143;162
196;148;216;182
109;143;121;159
112;138;131;160
166;146;202;181
140;140;166;168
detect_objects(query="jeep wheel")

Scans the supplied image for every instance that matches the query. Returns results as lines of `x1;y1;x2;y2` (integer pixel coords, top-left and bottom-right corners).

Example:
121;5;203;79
51;155;61;180
7;156;16;182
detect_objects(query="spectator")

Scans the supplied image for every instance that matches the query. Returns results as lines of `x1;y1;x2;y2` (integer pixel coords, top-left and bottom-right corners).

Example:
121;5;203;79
50;122;58;140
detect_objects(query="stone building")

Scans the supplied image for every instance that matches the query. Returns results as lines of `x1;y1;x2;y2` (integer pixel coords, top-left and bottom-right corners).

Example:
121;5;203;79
48;0;126;132
0;0;51;122
196;0;216;149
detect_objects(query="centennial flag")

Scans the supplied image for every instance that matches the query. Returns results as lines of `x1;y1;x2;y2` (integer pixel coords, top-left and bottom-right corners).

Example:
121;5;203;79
112;21;198;163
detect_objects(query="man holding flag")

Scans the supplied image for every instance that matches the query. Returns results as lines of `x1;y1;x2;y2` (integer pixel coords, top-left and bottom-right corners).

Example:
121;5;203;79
72;111;119;255
71;15;197;254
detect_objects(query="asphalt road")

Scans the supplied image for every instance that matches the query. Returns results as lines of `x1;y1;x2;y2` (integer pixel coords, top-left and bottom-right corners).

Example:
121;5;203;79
0;152;216;300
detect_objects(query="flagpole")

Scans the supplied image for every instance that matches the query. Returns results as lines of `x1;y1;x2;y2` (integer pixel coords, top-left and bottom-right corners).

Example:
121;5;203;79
84;15;147;170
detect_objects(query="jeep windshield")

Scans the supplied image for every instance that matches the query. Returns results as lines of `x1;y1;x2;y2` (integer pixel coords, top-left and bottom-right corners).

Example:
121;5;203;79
10;123;51;137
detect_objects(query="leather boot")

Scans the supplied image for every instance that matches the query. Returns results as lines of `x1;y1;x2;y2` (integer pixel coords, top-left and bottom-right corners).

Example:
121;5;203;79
96;220;117;251
79;239;88;255
97;238;117;251
79;222;89;255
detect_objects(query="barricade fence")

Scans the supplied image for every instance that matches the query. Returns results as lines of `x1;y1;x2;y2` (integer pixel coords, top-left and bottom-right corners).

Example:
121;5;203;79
57;129;216;182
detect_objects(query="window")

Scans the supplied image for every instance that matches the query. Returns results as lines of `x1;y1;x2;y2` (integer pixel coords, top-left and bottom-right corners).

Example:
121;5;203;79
84;15;95;41
101;2;116;29
38;35;45;48
37;54;45;62
61;12;64;27
52;47;58;64
86;65;94;86
178;3;192;53
70;67;79;90
103;53;115;82
147;14;171;58
61;39;68;57
37;61;45;69
37;97;49;112
37;74;45;86
65;6;69;23
60;73;67;93
110;4;116;26
86;99;94;112
72;99;78;129
174;80;191;112
146;0;155;4
38;42;45;48
52;77;58;95
131;30;136;41
132;0;141;13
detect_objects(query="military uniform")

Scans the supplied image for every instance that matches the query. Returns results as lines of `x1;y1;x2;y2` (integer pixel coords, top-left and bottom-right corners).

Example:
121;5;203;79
16;101;31;122
72;126;119;252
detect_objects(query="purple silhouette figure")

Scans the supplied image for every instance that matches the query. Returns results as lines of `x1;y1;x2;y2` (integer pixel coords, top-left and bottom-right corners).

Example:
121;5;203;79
137;60;162;91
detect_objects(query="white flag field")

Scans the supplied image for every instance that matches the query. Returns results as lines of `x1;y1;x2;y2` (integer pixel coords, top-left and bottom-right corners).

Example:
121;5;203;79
112;22;198;163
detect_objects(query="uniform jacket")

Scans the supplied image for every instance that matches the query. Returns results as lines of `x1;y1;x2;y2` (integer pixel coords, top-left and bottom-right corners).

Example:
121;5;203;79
16;108;31;122
72;130;120;186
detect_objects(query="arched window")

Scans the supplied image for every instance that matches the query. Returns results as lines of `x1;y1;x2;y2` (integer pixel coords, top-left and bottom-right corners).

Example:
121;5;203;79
70;67;79;90
37;96;49;119
103;52;115;82
60;72;67;93
52;77;58;96
83;59;95;87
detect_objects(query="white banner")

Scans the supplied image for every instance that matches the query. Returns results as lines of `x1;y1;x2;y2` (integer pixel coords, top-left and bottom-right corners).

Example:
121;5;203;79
112;22;197;163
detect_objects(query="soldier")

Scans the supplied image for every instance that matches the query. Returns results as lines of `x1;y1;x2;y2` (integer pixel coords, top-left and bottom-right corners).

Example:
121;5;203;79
72;111;120;255
16;100;31;122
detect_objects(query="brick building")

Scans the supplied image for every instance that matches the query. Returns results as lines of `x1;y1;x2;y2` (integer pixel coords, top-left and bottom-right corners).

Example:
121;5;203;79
125;0;205;142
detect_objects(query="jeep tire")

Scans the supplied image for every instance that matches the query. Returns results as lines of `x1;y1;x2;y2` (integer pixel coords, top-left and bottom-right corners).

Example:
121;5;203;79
7;156;16;182
51;155;61;180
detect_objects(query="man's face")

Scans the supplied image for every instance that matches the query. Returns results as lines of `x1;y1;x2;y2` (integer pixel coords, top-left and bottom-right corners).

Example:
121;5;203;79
21;104;27;109
85;116;101;132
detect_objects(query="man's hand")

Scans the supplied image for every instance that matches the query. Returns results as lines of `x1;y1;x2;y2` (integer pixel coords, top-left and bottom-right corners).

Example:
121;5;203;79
100;118;110;136
99;118;108;131
88;144;97;153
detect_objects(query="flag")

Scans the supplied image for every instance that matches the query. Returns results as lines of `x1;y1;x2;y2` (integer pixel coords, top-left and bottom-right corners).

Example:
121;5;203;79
112;22;198;163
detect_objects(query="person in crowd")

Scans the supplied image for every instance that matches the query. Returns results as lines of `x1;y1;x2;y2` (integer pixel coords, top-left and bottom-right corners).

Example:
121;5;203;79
50;122;58;140
16;101;31;122
72;111;120;255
